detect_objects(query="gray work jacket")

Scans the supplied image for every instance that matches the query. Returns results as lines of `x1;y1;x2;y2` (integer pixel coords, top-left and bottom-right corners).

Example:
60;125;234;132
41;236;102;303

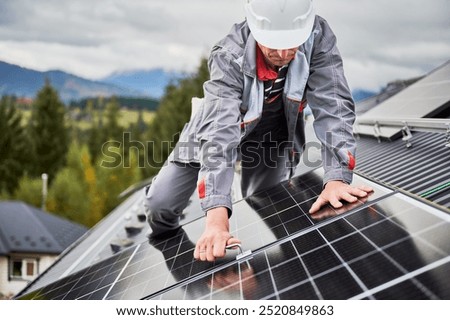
169;16;356;214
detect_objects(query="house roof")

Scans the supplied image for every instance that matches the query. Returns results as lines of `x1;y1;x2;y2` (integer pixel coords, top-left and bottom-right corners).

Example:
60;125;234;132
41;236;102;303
0;201;88;255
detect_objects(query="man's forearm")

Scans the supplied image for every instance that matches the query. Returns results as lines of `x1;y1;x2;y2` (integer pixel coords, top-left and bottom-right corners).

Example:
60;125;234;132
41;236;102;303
206;207;229;231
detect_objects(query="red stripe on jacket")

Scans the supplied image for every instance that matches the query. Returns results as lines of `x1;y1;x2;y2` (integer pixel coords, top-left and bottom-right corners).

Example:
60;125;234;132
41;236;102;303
198;178;206;199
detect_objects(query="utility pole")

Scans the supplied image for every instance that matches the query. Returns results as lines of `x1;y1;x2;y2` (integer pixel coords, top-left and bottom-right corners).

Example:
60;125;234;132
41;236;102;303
41;173;48;211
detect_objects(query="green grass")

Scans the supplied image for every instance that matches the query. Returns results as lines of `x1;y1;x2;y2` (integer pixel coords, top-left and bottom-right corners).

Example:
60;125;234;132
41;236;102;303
119;109;155;128
20;109;155;130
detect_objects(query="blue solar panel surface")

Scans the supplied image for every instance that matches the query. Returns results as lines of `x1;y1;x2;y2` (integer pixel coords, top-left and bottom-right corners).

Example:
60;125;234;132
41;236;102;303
17;169;450;300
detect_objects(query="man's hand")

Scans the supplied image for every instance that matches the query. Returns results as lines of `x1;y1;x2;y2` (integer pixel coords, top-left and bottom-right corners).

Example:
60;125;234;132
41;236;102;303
194;207;241;262
310;194;370;221
309;180;373;214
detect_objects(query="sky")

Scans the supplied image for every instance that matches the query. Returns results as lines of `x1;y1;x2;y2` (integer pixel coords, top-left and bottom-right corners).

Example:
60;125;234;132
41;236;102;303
0;0;449;91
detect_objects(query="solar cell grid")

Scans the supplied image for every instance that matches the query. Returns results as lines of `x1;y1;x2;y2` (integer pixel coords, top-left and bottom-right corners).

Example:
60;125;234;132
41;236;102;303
19;246;135;300
147;192;450;300
17;169;449;300
355;62;450;139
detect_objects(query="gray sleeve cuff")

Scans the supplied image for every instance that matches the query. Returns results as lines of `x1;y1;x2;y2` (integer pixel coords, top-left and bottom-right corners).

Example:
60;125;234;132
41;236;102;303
323;167;353;187
200;195;233;217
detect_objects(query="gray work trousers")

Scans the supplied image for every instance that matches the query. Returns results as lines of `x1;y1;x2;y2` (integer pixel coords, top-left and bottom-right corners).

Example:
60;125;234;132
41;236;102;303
144;140;291;237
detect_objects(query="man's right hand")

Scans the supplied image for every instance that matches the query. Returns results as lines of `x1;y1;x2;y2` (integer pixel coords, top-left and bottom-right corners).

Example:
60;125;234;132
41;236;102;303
194;207;241;262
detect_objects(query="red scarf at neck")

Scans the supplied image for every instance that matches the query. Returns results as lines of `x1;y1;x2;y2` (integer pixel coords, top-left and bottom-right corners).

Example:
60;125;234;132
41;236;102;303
256;46;278;81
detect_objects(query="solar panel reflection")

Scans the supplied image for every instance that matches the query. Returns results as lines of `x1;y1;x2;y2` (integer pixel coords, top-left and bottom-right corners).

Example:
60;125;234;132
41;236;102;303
17;169;449;300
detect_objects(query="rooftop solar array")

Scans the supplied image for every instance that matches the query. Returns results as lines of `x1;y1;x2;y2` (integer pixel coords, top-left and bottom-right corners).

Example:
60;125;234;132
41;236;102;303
15;62;450;299
355;77;421;116
355;61;450;139
16;168;450;300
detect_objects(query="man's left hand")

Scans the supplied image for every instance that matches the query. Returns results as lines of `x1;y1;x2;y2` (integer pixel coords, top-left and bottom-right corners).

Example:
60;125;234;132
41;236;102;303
309;180;373;214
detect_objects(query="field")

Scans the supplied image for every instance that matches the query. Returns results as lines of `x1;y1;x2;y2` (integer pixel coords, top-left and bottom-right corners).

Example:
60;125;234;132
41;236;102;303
73;108;155;130
20;108;155;130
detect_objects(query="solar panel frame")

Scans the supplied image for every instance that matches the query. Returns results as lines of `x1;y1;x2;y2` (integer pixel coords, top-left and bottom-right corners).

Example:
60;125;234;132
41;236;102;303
145;192;450;300
355;62;450;139
16;169;450;301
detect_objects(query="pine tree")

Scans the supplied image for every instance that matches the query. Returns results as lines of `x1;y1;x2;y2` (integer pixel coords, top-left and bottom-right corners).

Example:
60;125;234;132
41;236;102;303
86;108;105;163
104;96;123;140
0;96;30;194
28;80;69;180
81;146;104;227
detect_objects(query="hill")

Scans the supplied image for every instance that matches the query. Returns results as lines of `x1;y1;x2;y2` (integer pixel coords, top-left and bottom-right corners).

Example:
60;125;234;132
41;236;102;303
0;61;147;103
352;89;377;102
101;68;184;99
1;60;378;104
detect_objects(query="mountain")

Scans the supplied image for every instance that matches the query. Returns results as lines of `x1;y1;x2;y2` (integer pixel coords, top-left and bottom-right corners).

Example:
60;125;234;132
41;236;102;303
352;89;377;102
0;61;146;103
101;68;184;99
1;60;379;104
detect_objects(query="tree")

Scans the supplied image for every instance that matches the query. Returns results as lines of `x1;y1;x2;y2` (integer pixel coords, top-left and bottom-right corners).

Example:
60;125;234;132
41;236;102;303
86;108;105;163
0;96;30;194
97;146;142;215
28;80;69;180
13;175;43;208
46;142;105;227
103;96;123;140
144;58;209;177
46;142;89;223
81;146;104;226
130;108;147;141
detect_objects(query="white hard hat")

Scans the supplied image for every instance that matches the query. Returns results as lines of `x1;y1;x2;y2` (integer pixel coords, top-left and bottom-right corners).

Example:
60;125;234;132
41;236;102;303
244;0;315;49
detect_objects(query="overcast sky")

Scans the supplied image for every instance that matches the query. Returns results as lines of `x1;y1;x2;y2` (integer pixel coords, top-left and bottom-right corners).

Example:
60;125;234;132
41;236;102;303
0;0;449;91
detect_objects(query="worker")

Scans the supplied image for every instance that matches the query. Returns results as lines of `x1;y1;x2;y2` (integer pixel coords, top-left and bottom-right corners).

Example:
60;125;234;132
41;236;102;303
144;0;373;262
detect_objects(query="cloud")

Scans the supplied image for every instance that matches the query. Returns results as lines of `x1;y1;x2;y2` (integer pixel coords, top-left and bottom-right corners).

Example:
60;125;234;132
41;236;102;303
0;0;448;90
0;0;175;46
315;0;450;89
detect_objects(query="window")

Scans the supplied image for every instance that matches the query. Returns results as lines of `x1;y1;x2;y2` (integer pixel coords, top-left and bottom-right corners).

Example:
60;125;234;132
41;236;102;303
10;258;38;280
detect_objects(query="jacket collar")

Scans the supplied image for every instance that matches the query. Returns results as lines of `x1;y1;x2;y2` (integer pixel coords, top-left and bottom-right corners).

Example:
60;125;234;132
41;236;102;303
242;28;257;78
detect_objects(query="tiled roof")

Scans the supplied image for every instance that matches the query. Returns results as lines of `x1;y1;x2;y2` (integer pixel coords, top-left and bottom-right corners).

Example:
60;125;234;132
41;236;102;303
0;201;87;255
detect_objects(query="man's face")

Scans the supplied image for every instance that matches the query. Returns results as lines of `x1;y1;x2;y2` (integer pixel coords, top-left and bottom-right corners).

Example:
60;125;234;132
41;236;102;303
258;43;298;68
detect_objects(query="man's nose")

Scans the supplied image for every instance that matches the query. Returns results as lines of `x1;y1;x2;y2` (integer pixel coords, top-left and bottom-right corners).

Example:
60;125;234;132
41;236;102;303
276;49;290;59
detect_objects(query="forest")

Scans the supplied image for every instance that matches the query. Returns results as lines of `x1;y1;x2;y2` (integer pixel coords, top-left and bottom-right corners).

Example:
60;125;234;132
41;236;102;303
0;58;209;227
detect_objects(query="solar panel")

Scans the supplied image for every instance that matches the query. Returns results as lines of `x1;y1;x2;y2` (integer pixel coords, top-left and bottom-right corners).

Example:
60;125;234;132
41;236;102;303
148;193;450;300
17;246;137;300
355;61;450;138
16;168;449;300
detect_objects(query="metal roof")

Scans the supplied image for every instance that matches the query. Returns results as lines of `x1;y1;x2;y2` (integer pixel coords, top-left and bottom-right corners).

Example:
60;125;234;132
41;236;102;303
355;131;450;210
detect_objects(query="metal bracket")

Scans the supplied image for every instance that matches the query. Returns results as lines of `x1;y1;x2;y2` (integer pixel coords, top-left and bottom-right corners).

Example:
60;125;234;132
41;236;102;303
373;122;381;143
225;244;252;268
353;123;361;141
401;123;413;148
445;123;450;148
